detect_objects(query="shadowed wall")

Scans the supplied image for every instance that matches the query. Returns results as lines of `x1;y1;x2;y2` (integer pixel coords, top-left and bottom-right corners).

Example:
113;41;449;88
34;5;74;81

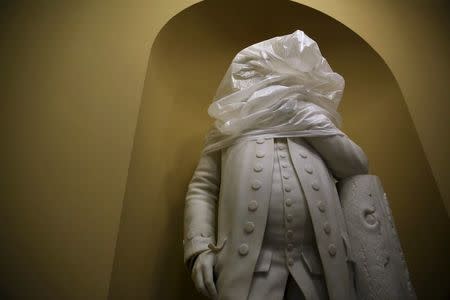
108;1;450;299
0;1;151;299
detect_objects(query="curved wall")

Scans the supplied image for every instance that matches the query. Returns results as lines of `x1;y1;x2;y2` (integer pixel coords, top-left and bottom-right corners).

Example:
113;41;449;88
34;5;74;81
109;1;450;299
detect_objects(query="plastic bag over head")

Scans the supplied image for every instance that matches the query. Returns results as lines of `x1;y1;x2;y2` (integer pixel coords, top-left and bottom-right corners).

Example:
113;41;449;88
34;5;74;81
204;30;345;153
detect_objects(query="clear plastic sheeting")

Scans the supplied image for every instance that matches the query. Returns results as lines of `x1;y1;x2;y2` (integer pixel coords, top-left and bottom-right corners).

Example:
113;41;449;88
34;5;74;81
204;30;346;153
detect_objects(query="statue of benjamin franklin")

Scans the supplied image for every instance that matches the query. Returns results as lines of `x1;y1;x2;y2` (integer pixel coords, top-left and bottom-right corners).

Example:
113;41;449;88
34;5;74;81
183;30;416;300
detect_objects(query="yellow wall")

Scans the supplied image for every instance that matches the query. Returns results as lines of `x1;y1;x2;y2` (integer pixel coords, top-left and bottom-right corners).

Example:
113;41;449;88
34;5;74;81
0;2;151;299
0;0;448;300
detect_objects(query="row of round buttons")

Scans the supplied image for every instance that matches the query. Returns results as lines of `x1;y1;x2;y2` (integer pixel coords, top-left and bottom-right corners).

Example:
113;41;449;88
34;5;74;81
299;145;336;257
240;138;266;256
277;140;297;267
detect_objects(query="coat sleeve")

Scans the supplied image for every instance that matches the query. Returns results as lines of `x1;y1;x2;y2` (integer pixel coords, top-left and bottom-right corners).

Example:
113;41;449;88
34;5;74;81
183;149;221;270
305;132;369;180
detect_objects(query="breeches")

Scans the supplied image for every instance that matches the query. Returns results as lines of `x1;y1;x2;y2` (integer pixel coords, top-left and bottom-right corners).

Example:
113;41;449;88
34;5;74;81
247;247;328;300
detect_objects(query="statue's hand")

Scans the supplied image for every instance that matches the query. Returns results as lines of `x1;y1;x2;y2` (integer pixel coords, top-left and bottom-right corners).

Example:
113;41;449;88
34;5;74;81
192;251;218;299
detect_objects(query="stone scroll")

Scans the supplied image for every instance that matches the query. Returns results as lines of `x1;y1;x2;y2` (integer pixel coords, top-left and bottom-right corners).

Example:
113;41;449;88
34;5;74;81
337;175;416;300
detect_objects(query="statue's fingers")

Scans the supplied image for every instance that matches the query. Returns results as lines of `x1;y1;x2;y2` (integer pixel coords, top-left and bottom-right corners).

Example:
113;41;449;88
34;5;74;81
194;268;209;298
202;263;218;299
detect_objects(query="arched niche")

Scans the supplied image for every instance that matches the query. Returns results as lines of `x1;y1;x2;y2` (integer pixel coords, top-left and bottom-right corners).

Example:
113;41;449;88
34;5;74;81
108;1;449;299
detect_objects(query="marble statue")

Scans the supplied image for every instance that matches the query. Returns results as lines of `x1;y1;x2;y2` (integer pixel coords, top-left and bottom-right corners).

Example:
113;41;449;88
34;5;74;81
183;30;416;300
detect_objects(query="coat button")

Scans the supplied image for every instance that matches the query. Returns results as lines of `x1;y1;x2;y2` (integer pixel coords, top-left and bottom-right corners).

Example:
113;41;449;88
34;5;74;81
278;144;286;150
251;180;261;190
312;182;320;191
284;185;292;192
318;201;326;212
248;200;258;211
328;244;337;257
299;152;307;158
239;244;249;256
281;163;288;168
365;213;377;226
253;163;263;172
283;173;290;179
287;257;294;266
280;152;287;158
285;198;293;207
286;214;293;222
244;221;255;233
256;138;265;144
201;232;210;237
287;243;294;251
305;165;313;174
286;230;294;240
256;151;265;158
323;222;331;234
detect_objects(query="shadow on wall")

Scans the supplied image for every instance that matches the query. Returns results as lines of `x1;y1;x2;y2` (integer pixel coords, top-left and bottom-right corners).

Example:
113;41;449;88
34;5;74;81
108;0;450;299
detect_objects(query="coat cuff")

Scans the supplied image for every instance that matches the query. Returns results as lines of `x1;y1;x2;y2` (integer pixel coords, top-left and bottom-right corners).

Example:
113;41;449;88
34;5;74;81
183;236;215;270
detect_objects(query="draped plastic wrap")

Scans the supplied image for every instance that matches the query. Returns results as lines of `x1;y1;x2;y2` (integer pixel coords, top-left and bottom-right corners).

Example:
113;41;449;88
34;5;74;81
203;30;346;153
